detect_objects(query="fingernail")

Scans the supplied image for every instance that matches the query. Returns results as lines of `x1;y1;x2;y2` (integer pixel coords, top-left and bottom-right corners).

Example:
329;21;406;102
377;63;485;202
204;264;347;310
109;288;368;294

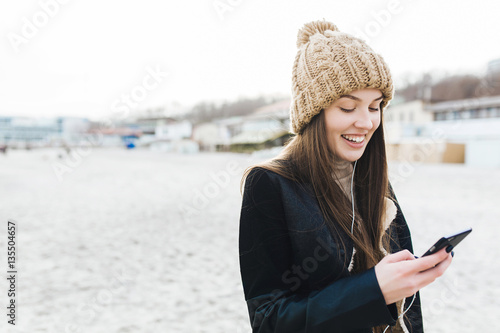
451;250;454;257
446;245;454;253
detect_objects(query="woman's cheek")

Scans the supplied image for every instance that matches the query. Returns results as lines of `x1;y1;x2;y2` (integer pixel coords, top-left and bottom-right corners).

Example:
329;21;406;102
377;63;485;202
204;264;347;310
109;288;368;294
372;114;381;129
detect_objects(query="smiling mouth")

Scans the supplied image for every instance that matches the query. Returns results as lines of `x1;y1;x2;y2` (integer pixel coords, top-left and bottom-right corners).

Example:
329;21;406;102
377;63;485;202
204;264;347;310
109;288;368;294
341;134;365;143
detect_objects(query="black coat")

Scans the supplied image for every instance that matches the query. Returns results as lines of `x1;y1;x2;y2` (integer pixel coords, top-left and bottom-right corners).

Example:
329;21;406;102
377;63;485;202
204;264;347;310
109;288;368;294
239;167;423;333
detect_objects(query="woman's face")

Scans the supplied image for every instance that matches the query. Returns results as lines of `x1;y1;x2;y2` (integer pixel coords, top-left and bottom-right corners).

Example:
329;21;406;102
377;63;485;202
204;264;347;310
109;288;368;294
324;88;382;162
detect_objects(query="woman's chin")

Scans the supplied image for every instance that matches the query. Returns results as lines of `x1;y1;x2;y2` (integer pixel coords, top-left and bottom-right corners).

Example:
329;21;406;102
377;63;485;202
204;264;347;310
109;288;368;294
336;151;365;162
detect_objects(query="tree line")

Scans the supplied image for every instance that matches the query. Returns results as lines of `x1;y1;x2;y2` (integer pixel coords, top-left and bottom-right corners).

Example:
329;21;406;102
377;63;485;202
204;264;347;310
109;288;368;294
397;70;500;103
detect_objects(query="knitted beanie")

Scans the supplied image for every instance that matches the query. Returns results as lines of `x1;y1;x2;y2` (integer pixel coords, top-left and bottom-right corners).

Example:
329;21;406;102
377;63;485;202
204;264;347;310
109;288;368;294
290;20;394;134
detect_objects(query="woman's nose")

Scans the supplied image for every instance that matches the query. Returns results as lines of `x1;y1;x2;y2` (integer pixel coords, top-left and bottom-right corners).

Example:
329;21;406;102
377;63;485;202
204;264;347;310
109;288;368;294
354;110;374;130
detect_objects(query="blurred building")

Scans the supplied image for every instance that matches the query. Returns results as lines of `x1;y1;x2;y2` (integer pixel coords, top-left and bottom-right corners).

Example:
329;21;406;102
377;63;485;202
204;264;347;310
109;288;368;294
88;125;142;147
385;100;432;140
385;95;500;167
487;58;500;74
154;118;192;140
229;99;292;153
151;117;197;153
0;116;89;148
128;116;197;153
192;119;233;152
424;95;500;167
426;95;500;120
87;115;198;152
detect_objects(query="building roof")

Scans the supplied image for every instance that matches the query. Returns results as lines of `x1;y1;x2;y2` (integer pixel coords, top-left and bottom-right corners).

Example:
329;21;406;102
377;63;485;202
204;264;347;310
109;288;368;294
426;95;500;113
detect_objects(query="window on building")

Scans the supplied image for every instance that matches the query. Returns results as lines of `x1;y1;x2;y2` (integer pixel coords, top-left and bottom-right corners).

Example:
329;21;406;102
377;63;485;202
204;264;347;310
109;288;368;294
435;113;445;121
488;107;496;118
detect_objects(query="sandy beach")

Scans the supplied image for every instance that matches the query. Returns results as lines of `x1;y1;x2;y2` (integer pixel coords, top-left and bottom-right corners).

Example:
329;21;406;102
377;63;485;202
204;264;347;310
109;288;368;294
0;148;498;332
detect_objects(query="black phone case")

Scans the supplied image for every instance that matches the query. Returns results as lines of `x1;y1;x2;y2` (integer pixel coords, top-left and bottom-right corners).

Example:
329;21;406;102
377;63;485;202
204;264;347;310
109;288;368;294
422;227;472;257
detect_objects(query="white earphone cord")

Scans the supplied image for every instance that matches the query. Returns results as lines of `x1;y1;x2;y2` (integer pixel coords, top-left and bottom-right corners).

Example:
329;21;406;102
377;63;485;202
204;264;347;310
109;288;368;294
382;294;416;332
349;160;416;332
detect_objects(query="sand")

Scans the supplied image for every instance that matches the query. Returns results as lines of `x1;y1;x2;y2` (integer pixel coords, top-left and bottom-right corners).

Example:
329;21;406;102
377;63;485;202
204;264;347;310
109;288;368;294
0;148;498;332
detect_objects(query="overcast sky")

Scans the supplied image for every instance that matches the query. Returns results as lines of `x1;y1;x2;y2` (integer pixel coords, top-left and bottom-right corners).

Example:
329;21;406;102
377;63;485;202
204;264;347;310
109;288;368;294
1;0;499;120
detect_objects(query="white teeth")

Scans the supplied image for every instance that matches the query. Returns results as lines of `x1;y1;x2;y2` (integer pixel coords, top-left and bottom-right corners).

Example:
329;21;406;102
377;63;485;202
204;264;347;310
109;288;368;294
342;135;364;143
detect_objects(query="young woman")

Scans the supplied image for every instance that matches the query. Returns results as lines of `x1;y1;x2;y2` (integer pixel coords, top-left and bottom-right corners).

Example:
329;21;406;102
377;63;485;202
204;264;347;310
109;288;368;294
239;20;453;333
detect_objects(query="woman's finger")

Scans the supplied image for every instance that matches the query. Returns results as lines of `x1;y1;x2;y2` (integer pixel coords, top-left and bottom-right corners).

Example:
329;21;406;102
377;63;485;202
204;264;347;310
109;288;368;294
415;253;453;286
407;248;450;272
383;249;416;263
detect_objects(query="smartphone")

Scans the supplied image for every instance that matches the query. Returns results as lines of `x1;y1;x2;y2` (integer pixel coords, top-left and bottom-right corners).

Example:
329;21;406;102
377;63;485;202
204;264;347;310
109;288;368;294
421;227;472;257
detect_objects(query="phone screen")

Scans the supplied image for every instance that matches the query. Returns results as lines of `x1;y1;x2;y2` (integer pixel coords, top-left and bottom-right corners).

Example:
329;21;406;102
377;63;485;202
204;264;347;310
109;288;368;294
421;227;472;257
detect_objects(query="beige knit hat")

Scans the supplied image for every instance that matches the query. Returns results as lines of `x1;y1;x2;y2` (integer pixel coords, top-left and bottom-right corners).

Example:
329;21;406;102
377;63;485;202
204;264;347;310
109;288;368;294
290;20;394;134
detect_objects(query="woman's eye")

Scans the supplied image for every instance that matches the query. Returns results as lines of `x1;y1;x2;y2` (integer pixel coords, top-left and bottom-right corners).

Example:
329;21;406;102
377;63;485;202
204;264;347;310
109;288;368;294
369;107;379;112
340;107;355;112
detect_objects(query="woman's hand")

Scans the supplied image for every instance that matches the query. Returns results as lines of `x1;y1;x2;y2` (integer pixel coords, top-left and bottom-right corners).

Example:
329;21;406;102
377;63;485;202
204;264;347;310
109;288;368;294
374;248;453;305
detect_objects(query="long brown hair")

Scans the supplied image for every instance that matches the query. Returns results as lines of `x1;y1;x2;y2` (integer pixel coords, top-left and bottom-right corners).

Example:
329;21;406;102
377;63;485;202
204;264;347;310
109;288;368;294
241;108;389;270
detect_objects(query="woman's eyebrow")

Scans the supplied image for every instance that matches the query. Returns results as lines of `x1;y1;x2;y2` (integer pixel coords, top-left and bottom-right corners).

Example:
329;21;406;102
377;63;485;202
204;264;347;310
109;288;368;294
339;94;384;102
